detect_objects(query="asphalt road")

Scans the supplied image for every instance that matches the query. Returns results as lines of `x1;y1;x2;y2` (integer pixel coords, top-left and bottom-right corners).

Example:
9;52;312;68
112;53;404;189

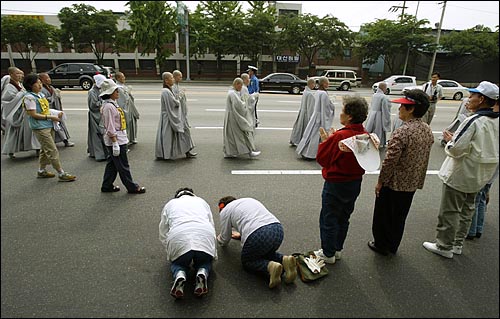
1;83;498;318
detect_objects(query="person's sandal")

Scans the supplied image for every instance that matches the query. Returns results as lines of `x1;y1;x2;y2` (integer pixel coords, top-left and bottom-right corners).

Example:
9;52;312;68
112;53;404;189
128;186;146;194
101;185;120;193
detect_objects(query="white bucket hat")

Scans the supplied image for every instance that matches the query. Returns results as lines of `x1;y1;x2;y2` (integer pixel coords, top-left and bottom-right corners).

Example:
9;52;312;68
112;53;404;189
93;74;107;88
99;79;118;97
339;133;381;171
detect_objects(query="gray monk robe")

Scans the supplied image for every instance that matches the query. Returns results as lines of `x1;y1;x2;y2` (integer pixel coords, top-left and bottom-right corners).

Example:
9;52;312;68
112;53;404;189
1;82;40;155
155;87;191;159
116;82;140;144
172;82;195;151
296;89;335;159
290;87;316;146
42;84;71;143
365;88;391;147
223;88;257;157
87;85;108;161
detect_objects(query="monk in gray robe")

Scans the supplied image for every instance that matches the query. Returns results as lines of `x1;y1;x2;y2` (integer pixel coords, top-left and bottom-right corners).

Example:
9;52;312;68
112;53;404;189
39;73;74;147
116;72;140;145
155;72;194;160
365;82;391;147
1;67;40;158
296;76;335;159
290;78;316;146
240;73;258;132
172;70;196;157
87;74;108;161
223;78;260;158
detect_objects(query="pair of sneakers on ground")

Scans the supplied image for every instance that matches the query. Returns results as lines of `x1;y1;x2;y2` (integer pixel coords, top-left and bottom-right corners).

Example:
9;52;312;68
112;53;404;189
170;268;208;299
267;255;298;289
37;170;76;182
422;242;463;259
313;248;342;264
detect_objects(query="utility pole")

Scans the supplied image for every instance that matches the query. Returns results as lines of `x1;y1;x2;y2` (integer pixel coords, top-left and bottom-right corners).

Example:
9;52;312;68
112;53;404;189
402;1;420;75
389;1;407;22
428;1;447;80
176;1;191;81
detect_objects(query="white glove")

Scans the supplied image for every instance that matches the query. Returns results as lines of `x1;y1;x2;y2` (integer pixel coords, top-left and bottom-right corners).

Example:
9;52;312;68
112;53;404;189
304;256;325;273
252;92;259;99
112;142;120;156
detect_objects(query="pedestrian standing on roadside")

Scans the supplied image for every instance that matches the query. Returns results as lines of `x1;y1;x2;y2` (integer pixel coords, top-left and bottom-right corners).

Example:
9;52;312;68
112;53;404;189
159;187;216;299
116;72;140;145
423;81;499;258
290;78;316;147
421;72;443;125
367;89;433;256
222;77;261;158
87;74;108;162
99;79;145;194
39;72;75;148
217;196;297;289
247;65;260;127
23;73;76;182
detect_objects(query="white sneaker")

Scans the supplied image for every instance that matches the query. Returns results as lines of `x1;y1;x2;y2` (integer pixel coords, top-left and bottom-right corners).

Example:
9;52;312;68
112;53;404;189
313;248;336;264
452;245;463;255
194;268;208;297
249;151;261;157
335;251;342;260
423;242;453;259
170;271;186;299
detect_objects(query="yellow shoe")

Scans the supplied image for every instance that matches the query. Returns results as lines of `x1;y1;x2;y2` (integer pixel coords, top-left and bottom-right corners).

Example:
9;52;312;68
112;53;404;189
267;261;282;289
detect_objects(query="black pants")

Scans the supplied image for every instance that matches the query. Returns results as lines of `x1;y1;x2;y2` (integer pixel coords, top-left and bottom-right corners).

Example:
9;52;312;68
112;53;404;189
371;186;415;253
102;144;138;192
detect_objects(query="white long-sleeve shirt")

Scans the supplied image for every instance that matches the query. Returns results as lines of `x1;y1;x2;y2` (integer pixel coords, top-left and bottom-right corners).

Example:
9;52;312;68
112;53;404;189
159;195;217;261
218;198;280;246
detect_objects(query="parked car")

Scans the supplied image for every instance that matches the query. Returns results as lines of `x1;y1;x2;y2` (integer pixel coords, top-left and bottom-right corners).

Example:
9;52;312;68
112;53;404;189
46;63;111;90
308;69;360;91
402;79;469;100
100;65;116;80
372;75;417;95
259;73;307;94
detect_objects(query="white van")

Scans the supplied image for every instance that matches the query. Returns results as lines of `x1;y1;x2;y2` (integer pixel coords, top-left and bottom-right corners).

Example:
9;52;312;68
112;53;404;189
308;70;360;91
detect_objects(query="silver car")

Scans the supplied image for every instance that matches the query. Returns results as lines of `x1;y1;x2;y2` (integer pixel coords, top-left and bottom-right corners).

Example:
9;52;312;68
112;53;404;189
402;79;469;100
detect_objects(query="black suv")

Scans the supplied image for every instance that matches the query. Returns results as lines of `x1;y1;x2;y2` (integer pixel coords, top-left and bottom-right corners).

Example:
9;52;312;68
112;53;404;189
46;63;111;90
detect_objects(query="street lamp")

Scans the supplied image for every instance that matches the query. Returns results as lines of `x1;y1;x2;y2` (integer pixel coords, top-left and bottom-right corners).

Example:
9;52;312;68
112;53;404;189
428;1;447;80
176;1;191;81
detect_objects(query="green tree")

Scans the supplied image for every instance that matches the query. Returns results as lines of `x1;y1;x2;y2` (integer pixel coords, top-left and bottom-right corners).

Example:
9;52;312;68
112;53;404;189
278;14;352;75
440;25;499;60
244;1;278;67
125;1;177;73
355;15;433;74
58;4;119;65
192;1;245;79
1;16;58;72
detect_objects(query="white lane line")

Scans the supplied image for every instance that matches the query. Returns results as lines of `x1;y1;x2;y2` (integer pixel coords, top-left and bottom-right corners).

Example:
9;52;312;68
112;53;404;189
232;170;441;175
195;126;292;130
278;101;300;103
135;99;198;101
205;109;297;113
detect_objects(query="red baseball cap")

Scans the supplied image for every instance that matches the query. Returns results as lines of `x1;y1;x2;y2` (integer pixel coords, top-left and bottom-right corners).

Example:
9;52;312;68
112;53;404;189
390;97;416;105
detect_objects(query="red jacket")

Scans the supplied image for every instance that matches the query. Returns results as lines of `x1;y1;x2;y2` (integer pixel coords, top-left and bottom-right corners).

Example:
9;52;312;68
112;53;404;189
316;124;367;182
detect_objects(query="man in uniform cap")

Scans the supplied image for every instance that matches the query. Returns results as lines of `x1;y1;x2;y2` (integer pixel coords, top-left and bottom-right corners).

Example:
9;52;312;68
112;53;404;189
246;65;260;127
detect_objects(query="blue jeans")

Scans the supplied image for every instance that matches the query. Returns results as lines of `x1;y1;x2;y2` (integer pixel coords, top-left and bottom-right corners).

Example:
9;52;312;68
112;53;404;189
170;250;213;278
319;179;362;257
241;223;284;275
468;183;492;236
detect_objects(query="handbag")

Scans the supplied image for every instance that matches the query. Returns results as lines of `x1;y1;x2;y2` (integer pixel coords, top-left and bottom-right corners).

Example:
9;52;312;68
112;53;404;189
292;251;328;282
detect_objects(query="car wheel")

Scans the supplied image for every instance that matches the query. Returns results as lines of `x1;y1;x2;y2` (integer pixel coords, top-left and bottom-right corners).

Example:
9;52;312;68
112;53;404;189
453;92;463;100
341;83;350;91
292;86;301;94
314;82;319;89
80;78;92;91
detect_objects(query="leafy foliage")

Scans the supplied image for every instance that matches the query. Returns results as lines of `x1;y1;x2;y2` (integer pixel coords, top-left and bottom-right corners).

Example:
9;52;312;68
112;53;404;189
125;1;177;71
440;25;499;60
355;15;433;74
278;13;352;73
58;4;119;65
1;15;58;70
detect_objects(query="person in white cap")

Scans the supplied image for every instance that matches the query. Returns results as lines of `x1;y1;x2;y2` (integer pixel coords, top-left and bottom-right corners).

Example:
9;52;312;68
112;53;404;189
159;187;217;299
313;96;369;264
423;81;499;258
368;89;433;256
99;79;145;194
246;65;260;126
87;74;108;161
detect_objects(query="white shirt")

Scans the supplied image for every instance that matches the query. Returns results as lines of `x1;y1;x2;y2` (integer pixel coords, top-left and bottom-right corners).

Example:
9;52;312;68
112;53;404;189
218;198;280;246
159;195;217;261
